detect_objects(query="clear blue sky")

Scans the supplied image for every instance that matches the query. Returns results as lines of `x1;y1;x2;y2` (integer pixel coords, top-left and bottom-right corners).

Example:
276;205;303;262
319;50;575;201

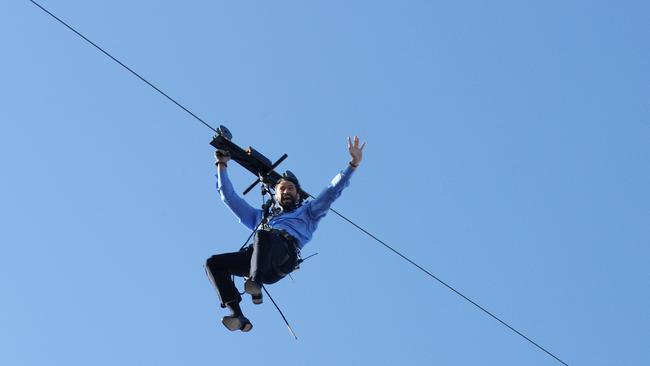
2;1;648;365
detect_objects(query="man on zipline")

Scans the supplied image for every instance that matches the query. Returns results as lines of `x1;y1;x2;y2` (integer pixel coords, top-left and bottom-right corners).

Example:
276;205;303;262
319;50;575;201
205;136;365;332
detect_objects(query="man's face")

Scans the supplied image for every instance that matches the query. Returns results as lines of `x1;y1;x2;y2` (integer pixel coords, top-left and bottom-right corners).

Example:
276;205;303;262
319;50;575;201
275;179;299;209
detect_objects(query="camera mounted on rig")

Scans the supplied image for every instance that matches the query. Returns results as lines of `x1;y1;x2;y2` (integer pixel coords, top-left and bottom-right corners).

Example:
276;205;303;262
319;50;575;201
210;125;309;200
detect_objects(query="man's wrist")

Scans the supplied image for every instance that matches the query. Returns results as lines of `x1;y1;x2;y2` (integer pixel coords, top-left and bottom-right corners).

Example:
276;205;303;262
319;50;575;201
216;161;228;167
349;161;359;168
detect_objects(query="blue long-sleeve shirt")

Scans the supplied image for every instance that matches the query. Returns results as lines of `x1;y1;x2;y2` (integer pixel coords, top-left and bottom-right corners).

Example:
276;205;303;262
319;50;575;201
217;166;355;249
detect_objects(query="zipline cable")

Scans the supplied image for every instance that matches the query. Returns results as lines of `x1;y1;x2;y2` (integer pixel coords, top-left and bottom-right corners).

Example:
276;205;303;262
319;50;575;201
28;2;568;365
324;205;569;366
28;0;217;134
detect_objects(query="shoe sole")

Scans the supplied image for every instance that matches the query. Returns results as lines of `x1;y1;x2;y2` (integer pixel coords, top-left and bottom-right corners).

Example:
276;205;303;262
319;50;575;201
241;322;253;332
222;316;241;331
244;280;263;304
222;316;253;332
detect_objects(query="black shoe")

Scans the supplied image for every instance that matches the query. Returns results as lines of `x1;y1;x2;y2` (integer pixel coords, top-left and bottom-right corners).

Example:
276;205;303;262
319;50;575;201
221;314;253;332
244;278;263;305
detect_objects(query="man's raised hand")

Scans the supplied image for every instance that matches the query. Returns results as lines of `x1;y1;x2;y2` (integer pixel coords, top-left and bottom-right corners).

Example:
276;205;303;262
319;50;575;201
215;149;231;165
348;136;366;168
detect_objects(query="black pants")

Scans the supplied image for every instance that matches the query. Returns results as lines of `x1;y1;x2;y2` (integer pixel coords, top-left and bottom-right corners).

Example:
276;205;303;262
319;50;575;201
205;230;297;307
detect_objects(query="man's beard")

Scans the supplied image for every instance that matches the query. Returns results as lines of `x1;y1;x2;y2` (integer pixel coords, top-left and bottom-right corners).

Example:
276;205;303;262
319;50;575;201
279;195;298;210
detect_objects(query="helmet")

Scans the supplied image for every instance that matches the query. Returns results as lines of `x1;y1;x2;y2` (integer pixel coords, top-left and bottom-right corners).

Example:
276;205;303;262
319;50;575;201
276;170;301;190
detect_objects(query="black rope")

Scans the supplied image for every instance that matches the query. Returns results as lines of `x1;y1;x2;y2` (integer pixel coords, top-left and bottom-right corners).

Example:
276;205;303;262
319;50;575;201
28;0;218;133
28;2;568;365
262;285;298;339
324;204;569;366
238;223;260;251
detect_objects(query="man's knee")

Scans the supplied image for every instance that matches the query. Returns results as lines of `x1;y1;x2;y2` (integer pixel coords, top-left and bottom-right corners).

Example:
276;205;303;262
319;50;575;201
206;254;225;270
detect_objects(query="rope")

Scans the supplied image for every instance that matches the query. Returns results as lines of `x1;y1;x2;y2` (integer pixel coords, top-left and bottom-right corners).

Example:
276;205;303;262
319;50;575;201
325;205;569;366
28;2;568;365
28;0;218;133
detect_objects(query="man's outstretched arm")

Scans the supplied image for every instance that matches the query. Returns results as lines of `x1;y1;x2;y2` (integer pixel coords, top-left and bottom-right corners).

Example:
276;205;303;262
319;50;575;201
308;136;366;220
215;150;262;230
